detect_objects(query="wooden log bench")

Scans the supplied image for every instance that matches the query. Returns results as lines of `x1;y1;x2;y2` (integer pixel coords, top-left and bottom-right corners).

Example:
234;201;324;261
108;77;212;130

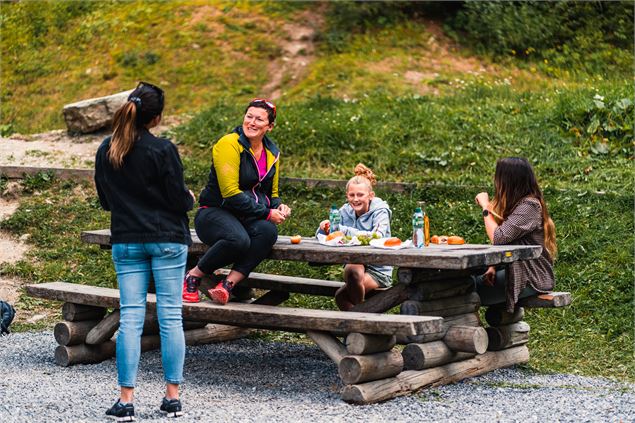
26;281;444;398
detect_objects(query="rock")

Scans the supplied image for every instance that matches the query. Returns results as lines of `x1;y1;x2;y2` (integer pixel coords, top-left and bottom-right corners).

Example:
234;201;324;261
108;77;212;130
1;182;23;199
62;89;133;134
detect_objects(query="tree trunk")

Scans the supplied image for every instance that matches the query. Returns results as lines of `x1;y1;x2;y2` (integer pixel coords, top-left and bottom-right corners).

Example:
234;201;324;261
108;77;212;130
61;302;106;322
341;346;529;404
345;333;396;355
443;325;488;354
402;341;474;370
54;320;100;346
486;321;530;351
400;292;480;317
338;349;403;385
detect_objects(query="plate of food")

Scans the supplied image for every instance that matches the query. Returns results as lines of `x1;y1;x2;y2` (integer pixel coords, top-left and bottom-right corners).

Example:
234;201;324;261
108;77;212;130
369;237;412;250
317;232;362;247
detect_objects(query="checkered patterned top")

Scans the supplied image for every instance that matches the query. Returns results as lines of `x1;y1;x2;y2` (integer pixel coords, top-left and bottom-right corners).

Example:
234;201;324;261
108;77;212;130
493;197;555;312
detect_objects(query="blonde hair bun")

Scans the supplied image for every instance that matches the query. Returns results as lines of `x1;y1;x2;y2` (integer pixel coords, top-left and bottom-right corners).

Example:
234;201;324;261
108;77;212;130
353;163;376;186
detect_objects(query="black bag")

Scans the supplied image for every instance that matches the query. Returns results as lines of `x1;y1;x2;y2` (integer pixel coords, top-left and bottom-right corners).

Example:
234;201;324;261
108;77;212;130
0;300;16;335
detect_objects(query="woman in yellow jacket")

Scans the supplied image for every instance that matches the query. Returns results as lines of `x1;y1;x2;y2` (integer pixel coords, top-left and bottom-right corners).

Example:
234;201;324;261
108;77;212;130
183;99;291;304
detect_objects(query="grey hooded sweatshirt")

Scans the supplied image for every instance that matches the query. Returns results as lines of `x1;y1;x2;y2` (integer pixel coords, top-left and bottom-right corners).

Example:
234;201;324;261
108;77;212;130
317;197;393;279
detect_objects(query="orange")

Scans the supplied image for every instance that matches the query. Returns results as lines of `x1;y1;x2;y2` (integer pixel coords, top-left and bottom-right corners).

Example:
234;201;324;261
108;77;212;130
325;231;344;241
430;235;440;244
447;236;465;245
384;237;402;247
290;235;302;244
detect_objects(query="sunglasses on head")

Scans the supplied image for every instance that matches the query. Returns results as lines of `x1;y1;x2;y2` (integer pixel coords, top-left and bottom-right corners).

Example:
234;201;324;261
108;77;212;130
251;98;276;119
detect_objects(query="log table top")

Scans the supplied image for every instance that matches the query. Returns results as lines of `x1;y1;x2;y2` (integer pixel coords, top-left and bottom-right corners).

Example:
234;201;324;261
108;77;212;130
81;229;542;270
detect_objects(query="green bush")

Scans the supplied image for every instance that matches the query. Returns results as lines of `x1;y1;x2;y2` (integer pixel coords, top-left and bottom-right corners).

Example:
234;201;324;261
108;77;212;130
448;1;634;76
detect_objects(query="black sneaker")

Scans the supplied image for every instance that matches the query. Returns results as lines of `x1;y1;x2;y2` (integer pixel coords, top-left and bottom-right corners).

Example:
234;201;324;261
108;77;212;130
105;399;135;422
160;397;183;418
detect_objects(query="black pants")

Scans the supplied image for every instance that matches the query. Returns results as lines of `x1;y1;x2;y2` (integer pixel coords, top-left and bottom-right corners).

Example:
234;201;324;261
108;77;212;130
194;207;278;276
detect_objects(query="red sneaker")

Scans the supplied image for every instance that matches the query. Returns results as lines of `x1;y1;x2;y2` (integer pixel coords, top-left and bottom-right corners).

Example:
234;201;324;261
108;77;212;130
182;273;201;303
209;279;234;305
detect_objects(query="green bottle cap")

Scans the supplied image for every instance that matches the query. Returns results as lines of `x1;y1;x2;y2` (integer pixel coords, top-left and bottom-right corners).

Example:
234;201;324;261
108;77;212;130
415;207;422;212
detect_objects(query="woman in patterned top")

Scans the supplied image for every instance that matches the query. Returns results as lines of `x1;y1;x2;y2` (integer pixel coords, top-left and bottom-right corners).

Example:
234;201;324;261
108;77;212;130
474;157;556;312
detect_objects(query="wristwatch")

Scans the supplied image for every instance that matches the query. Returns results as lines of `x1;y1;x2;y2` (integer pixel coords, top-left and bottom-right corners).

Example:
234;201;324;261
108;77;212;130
482;209;489;217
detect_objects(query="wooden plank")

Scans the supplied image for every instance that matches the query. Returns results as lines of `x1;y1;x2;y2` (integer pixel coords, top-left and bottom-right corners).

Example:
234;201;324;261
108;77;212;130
81;230;542;270
341;345;530;404
210;269;343;297
26;282;442;337
517;292;571;308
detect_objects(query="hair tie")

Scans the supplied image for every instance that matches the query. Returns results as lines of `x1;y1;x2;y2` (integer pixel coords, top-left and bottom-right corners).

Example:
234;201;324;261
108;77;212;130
129;96;142;108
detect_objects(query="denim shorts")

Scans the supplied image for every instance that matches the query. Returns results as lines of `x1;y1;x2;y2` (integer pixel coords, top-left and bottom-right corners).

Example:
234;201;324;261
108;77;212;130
366;266;393;288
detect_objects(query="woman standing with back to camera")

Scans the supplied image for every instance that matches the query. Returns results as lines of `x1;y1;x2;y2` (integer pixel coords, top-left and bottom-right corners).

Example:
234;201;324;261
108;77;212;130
474;157;557;313
95;82;194;421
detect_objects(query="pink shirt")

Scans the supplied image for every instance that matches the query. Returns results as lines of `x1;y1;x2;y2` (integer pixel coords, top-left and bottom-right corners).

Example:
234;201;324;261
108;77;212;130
257;149;267;178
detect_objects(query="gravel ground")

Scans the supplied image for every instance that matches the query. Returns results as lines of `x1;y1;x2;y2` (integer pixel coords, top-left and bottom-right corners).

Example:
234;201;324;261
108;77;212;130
1;331;633;422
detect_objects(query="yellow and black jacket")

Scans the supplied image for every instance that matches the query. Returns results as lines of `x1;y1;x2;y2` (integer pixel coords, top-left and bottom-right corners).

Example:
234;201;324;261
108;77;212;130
199;126;281;220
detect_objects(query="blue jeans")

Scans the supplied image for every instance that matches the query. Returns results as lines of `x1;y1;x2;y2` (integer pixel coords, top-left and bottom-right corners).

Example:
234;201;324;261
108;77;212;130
473;267;539;306
112;243;188;388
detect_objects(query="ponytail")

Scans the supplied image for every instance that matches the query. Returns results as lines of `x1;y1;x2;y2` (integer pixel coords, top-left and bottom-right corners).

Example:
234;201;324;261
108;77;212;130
106;81;165;169
108;101;138;169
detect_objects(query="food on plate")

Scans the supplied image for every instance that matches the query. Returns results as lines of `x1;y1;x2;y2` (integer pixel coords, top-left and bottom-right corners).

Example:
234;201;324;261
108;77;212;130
430;235;449;244
290;235;302;244
447;235;465;245
383;237;402;247
324;221;331;235
325;231;344;241
357;232;380;246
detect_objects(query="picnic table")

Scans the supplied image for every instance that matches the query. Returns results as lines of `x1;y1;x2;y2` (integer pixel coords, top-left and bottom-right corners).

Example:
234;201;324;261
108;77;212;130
26;230;570;404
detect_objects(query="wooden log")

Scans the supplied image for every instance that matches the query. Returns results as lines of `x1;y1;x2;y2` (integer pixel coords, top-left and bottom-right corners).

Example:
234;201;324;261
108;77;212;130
400;292;480;317
397;268;480;284
341;345;529;404
407;278;474;301
184;324;251;345
85;309;120;345
402;341;474;370
517;292;571;308
398;312;481;344
307;331;348;364
346;333;396;355
486;321;530;351
338;349;404;385
54;320;100;346
443;325;488;354
485;306;525;326
350;283;414;313
61;302;106;322
55;342;116;366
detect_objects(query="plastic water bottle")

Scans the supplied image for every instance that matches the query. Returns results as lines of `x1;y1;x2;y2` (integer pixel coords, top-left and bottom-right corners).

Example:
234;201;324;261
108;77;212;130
329;204;341;233
412;207;424;248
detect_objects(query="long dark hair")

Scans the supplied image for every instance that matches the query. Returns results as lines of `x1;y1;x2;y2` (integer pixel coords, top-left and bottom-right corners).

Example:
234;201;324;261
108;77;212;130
491;157;557;258
108;82;164;168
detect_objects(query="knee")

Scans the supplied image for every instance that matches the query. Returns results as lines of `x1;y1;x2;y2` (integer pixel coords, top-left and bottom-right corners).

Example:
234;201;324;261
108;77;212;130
225;231;251;253
258;221;278;246
344;265;364;286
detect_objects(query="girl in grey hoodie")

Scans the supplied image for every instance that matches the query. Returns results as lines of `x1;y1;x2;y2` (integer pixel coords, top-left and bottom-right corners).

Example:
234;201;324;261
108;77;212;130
317;164;393;310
